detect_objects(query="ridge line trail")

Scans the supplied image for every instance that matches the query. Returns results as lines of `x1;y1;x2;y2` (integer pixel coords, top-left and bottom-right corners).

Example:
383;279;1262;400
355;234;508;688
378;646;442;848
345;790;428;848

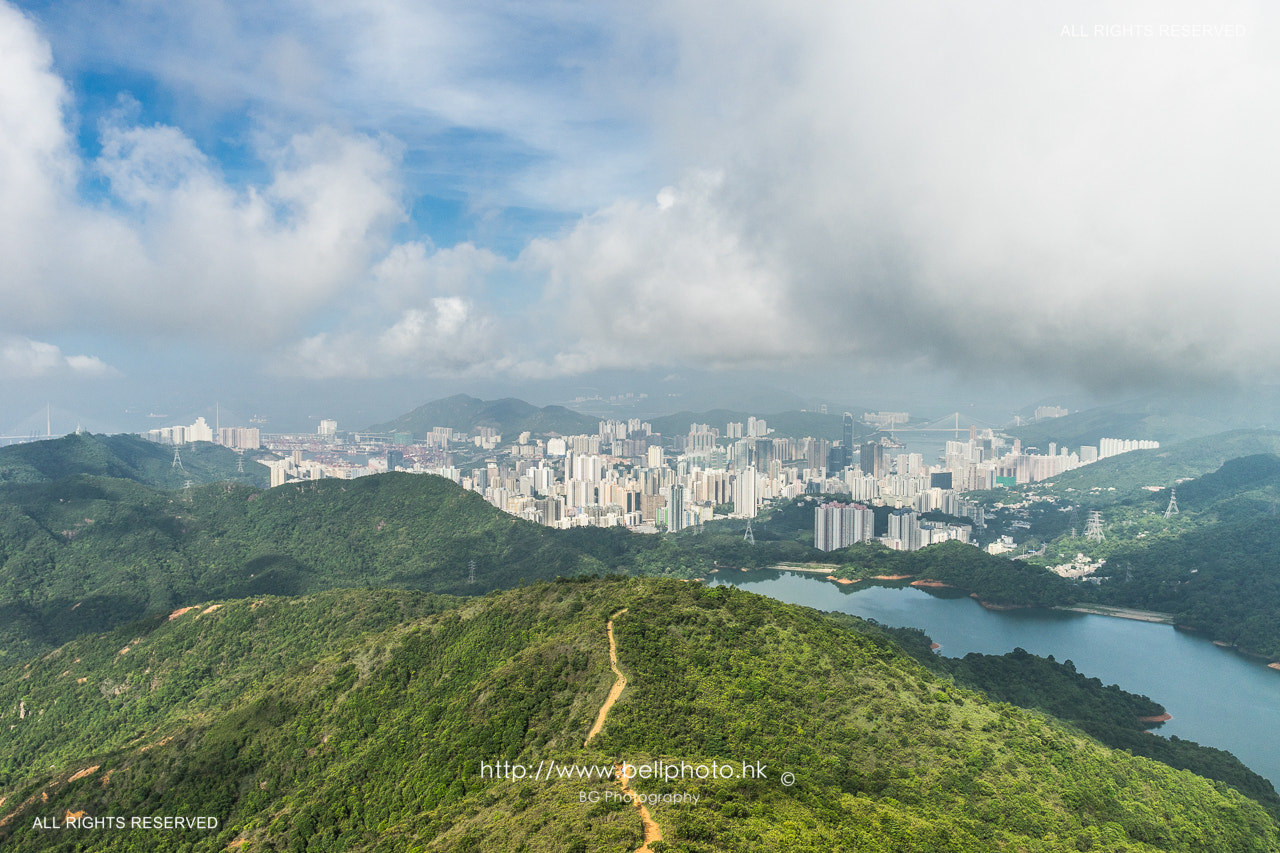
585;608;628;746
584;608;663;852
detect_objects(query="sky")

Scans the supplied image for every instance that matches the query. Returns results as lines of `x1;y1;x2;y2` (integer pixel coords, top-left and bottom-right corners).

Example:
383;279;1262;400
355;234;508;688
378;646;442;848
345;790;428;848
1;1;1277;434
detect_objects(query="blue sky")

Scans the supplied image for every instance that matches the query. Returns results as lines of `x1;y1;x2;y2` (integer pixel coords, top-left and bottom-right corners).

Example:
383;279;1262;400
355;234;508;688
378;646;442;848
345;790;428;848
1;1;1278;433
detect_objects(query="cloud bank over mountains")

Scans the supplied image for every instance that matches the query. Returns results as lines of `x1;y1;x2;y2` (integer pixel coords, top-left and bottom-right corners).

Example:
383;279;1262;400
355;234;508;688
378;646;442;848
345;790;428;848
1;0;1277;395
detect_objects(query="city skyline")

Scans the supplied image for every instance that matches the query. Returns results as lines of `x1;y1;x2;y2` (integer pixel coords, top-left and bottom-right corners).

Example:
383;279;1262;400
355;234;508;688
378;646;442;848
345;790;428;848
2;1;1277;431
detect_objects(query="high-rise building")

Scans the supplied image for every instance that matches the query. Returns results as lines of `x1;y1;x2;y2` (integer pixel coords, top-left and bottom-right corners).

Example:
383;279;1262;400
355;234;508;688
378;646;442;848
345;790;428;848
647;445;664;469
814;501;874;551
888;508;922;551
188;417;213;443
843;412;854;454
860;442;885;478
1098;438;1160;459
733;466;759;518
217;427;260;450
667;484;686;532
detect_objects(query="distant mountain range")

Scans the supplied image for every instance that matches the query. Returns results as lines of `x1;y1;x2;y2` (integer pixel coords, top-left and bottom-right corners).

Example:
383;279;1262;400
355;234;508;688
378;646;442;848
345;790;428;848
364;393;600;438
366;394;854;442
1011;388;1280;450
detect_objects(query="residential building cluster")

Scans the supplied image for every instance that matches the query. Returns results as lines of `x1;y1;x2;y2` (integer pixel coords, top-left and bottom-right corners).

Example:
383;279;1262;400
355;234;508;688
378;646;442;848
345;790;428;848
813;501;972;553
198;409;1160;555
141;416;260;450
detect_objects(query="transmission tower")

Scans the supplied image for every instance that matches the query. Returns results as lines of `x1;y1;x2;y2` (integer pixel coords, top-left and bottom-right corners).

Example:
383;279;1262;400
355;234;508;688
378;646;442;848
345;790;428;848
1164;487;1179;519
1084;510;1105;542
743;520;755;545
236;451;245;474
467;560;477;584
172;445;184;470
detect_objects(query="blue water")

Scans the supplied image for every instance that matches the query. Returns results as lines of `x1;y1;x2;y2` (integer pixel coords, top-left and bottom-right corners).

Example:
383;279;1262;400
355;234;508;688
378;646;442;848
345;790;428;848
710;570;1280;788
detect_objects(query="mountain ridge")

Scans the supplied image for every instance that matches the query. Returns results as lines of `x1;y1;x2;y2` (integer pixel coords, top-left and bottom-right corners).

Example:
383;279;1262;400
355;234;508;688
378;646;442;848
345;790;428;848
2;579;1276;852
364;393;599;438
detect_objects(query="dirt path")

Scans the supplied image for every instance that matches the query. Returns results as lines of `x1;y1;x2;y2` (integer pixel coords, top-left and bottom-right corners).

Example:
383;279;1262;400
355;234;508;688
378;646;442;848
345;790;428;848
584;609;663;852
617;762;663;852
585;608;628;746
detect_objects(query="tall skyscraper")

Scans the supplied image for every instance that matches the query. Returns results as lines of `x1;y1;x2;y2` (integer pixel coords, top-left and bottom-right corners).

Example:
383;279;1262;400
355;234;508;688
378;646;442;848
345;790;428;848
733;466;759;518
668;484;686;532
860;442;885;478
843;412;854;455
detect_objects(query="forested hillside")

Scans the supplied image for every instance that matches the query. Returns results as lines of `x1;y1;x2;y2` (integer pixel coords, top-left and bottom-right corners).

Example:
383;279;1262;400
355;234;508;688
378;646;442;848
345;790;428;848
2;580;1275;852
0;473;615;660
1020;451;1280;658
0;433;270;489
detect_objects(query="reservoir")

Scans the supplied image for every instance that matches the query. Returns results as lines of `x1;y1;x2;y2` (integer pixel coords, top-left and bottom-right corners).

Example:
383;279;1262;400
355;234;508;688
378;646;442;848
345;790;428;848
710;570;1280;789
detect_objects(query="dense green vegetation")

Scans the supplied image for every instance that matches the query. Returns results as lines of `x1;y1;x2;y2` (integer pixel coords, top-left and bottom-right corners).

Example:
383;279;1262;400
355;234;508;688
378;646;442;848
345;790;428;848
0;473;616;660
4;432;1280;848
1036;431;1280;505
364;393;599;439
820;616;1280;814
829;541;1077;607
2;580;1276;852
0;434;270;489
937;649;1280;814
998;448;1280;658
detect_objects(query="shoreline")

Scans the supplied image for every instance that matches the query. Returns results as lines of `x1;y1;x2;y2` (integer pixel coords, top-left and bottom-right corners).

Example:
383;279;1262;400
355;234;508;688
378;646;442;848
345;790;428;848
1053;605;1174;625
770;564;839;575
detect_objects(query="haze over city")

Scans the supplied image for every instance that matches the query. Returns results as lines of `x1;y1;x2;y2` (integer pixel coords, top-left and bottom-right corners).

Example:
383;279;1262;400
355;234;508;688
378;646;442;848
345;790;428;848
1;1;1277;433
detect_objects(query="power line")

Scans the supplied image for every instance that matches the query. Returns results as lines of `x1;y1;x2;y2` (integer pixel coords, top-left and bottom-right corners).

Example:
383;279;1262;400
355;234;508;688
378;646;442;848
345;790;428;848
1084;510;1105;542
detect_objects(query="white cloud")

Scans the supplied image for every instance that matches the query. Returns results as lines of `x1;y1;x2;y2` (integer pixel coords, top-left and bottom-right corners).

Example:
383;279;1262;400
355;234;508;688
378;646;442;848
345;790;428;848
7;0;1280;395
276;297;507;379
367;241;505;312
514;0;1280;390
0;3;403;345
519;170;806;376
0;336;120;379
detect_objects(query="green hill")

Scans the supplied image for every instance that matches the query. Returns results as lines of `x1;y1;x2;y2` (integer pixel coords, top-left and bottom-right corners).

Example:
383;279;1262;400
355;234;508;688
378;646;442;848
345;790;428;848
1;580;1276;852
0;473;627;661
365;394;599;439
1038;430;1280;503
1019;452;1280;658
1010;389;1280;451
0;433;270;489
